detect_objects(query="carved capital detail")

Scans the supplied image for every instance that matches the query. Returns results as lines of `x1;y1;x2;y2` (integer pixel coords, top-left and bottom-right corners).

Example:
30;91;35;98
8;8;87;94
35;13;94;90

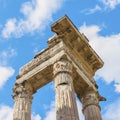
81;91;100;111
53;59;72;76
12;81;33;102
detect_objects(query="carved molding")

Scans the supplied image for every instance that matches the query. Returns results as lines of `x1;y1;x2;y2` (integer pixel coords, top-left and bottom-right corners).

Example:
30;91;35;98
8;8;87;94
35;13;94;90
53;59;72;76
12;81;33;102
53;59;73;88
81;90;100;112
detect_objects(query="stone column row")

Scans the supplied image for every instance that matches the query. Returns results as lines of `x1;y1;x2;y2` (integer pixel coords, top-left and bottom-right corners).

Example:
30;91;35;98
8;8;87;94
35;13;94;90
12;59;103;120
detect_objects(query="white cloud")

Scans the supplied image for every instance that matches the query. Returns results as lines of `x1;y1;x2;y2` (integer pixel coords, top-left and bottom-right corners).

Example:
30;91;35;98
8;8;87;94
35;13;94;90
0;48;17;65
0;105;13;120
44;101;56;120
82;5;102;15
100;0;120;9
32;113;41;120
103;98;120;120
0;66;14;89
0;48;16;88
81;0;120;14
114;83;120;93
1;0;65;39
1;18;17;39
80;23;120;92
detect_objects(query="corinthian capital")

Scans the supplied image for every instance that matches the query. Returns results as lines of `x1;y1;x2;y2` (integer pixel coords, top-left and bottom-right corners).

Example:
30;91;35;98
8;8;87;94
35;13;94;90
12;81;33;101
53;59;72;75
81;90;100;112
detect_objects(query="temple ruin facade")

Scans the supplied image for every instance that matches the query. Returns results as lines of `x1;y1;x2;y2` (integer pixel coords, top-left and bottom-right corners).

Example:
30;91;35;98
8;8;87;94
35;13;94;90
12;16;105;120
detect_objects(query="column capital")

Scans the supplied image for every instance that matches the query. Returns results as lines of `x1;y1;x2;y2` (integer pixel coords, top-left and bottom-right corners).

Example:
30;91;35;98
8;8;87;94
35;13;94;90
80;87;104;120
82;92;100;110
12;81;33;101
80;88;101;112
53;59;72;76
53;59;73;88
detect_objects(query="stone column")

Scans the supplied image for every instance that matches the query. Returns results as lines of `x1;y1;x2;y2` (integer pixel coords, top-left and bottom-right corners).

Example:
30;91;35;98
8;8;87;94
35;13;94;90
12;81;33;120
53;59;79;120
81;89;102;120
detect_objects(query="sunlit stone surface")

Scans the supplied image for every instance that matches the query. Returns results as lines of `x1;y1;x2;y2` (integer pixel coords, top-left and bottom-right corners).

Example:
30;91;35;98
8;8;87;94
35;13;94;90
12;15;105;120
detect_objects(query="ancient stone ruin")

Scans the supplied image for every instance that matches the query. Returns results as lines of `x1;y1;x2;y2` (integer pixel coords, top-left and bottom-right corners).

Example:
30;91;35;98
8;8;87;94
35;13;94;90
12;15;106;120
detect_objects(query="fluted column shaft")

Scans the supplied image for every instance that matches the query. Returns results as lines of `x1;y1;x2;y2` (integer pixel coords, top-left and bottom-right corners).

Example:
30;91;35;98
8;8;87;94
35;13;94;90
53;59;79;120
12;82;33;120
81;90;102;120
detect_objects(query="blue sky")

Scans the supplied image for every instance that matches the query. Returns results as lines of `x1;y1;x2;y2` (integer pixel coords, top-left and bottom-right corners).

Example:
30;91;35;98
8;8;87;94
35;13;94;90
0;0;120;119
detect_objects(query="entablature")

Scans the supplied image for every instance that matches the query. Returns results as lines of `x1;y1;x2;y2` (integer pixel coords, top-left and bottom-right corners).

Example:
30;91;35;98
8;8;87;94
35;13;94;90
51;15;104;75
16;40;98;95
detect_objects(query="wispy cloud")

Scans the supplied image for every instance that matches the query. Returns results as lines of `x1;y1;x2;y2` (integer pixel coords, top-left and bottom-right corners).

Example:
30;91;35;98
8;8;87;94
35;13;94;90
0;47;17;65
82;5;102;15
0;105;13;120
44;101;56;120
82;0;120;15
100;0;120;9
1;0;65;39
114;84;120;93
0;48;16;88
0;66;14;89
1;19;17;39
32;113;41;120
103;98;120;120
80;23;120;93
